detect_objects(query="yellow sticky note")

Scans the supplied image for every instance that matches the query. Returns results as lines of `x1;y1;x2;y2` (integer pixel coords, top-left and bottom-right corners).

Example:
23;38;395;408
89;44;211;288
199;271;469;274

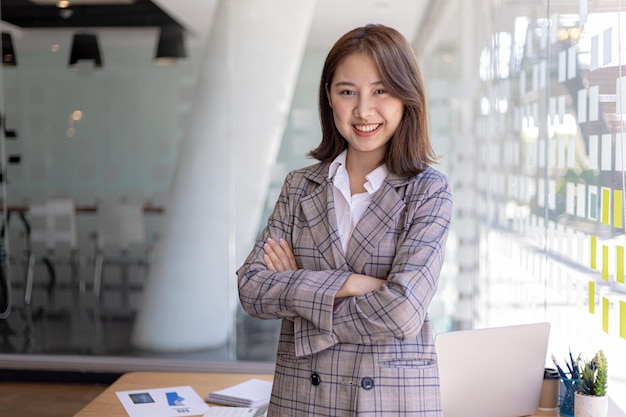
602;188;610;225
589;281;595;314
591;236;597;270
618;246;625;285
602;245;609;281
619;301;626;339
602;297;609;333
615;189;623;229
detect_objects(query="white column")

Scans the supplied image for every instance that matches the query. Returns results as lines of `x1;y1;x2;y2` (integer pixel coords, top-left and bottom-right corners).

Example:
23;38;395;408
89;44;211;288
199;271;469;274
131;0;316;352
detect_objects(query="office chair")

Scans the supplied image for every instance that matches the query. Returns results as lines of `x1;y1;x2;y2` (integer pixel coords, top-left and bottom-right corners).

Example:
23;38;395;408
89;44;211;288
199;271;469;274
92;199;150;311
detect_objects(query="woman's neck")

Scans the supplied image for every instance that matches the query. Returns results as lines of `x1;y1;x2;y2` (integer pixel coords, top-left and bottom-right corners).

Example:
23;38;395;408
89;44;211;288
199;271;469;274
345;150;384;195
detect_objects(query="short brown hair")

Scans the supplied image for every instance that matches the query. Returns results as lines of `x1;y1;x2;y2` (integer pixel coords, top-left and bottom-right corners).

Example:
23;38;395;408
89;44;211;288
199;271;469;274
308;24;436;177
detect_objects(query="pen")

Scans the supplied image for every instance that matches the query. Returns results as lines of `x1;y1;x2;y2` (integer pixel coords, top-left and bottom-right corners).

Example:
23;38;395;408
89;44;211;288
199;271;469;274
552;353;578;395
551;354;568;379
569;349;578;379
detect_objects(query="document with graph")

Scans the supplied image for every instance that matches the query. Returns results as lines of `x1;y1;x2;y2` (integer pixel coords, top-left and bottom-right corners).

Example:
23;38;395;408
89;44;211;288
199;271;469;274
116;385;209;417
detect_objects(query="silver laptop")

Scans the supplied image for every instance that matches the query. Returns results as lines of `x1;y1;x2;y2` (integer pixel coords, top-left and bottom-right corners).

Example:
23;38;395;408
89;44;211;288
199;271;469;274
435;322;551;417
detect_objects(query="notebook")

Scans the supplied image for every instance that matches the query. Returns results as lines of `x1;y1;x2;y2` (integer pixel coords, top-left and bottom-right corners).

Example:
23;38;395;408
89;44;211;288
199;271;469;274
435;322;550;417
205;378;273;408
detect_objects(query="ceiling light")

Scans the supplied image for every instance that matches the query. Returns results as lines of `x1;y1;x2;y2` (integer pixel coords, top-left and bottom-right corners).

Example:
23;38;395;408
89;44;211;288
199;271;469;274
57;0;70;8
154;25;186;66
569;27;582;41
68;33;103;68
59;9;74;19
2;32;17;66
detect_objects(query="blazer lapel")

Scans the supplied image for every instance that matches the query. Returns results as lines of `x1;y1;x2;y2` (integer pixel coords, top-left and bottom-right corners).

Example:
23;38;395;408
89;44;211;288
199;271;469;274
300;175;348;269
346;177;407;273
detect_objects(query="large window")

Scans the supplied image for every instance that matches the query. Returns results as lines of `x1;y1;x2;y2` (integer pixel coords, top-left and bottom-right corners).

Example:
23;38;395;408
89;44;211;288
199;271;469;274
421;0;626;410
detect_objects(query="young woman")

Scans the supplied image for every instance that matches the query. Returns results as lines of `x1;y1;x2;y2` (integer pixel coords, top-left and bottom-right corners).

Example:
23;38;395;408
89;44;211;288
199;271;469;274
237;24;453;416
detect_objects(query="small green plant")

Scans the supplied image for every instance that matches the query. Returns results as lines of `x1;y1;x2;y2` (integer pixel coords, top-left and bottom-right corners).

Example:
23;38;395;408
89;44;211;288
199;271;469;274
578;349;608;396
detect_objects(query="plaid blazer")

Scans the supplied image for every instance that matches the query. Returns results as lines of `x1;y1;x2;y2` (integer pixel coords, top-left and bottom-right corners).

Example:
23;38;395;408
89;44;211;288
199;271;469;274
238;162;453;416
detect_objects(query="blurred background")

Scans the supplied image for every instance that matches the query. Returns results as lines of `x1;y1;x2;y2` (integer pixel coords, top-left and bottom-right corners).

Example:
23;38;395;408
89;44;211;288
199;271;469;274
0;0;624;411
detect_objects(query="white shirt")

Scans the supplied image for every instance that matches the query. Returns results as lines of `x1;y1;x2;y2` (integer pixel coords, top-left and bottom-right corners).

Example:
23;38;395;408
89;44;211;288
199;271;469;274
328;150;388;254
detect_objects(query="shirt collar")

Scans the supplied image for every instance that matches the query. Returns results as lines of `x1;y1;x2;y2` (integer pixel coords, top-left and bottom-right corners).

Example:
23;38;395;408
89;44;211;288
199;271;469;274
365;164;388;194
328;150;347;180
328;149;388;194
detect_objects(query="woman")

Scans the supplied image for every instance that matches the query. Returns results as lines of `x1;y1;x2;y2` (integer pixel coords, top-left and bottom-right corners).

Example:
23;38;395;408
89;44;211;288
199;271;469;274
237;24;453;416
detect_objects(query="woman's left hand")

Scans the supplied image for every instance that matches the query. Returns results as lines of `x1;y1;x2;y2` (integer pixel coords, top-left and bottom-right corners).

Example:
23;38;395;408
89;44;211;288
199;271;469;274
263;238;299;272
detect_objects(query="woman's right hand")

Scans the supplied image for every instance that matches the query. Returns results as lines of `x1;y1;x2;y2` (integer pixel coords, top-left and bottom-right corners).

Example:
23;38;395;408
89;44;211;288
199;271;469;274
263;238;299;272
336;273;386;298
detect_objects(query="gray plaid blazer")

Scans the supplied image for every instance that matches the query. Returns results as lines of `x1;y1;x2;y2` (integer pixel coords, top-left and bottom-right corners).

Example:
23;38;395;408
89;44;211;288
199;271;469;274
238;161;453;416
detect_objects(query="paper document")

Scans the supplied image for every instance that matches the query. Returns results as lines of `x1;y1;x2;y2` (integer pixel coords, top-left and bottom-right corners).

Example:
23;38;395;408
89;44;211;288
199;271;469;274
116;385;209;417
203;405;268;417
205;378;272;408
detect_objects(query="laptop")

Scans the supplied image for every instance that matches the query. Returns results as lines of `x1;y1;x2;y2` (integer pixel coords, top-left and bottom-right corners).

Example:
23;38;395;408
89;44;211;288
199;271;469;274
435;322;551;417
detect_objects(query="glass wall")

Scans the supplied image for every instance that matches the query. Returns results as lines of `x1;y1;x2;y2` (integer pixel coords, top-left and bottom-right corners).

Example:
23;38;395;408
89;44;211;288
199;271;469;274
0;23;208;356
420;0;626;410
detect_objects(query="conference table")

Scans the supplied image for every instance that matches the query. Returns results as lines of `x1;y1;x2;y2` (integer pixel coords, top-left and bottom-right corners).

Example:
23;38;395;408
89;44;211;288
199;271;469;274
73;370;563;417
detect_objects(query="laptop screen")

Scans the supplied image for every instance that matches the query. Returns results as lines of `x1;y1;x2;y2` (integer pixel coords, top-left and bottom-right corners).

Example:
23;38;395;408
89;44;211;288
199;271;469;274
435;322;551;417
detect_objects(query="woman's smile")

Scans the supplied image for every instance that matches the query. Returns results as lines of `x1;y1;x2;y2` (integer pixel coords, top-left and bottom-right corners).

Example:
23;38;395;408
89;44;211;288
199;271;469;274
353;123;382;134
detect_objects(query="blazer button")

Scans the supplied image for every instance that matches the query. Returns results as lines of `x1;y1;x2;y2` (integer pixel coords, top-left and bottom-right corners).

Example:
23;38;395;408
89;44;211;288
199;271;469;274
361;377;374;390
311;373;321;386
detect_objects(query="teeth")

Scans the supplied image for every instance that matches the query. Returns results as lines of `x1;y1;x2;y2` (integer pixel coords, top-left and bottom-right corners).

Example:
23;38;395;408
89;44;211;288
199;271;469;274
355;124;380;132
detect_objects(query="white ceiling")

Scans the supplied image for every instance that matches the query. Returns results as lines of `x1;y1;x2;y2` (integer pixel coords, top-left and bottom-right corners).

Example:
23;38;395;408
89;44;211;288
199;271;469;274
1;0;434;53
306;0;431;48
156;0;431;49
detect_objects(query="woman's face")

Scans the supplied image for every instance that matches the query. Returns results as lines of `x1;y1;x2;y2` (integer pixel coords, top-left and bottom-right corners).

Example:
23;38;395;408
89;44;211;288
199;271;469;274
327;52;404;164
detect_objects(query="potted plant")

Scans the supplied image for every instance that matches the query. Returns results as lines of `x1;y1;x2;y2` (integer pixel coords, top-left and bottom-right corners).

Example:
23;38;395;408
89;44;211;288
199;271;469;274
574;350;608;417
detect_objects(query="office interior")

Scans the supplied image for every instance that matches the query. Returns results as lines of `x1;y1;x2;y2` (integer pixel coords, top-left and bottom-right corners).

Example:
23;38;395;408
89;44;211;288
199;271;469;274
0;0;624;412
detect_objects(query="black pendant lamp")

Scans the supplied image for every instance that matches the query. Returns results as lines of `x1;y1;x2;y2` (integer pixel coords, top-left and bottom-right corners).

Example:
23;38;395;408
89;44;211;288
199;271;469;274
154;25;186;66
2;32;17;66
69;33;103;68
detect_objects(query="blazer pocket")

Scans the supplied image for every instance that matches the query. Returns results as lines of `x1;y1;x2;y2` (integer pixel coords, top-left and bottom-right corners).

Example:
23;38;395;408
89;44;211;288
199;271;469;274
372;358;441;414
378;358;436;369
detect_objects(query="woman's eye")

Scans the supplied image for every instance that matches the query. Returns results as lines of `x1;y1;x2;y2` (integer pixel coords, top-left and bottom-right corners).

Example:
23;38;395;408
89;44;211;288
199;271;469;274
374;89;386;94
339;90;355;95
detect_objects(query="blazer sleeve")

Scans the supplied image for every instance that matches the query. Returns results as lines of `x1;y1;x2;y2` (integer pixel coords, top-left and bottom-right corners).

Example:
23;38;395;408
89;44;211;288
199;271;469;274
237;171;352;345
330;171;453;346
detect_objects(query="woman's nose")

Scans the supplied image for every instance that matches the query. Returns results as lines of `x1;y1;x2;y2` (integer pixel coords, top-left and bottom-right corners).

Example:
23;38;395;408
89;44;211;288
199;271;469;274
354;96;374;119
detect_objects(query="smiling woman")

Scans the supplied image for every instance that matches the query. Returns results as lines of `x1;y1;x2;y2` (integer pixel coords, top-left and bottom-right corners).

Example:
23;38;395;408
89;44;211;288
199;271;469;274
237;24;453;417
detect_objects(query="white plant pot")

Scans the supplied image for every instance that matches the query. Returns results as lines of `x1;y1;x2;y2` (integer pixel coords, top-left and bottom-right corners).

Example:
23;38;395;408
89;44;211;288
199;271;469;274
574;391;608;417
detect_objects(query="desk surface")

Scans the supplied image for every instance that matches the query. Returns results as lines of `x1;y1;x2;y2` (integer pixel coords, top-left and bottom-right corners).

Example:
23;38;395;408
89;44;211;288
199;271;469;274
73;371;273;417
75;371;559;417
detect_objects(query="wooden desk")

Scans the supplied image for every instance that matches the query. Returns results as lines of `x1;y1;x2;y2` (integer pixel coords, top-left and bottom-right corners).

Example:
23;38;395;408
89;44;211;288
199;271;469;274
74;371;273;417
71;371;577;417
